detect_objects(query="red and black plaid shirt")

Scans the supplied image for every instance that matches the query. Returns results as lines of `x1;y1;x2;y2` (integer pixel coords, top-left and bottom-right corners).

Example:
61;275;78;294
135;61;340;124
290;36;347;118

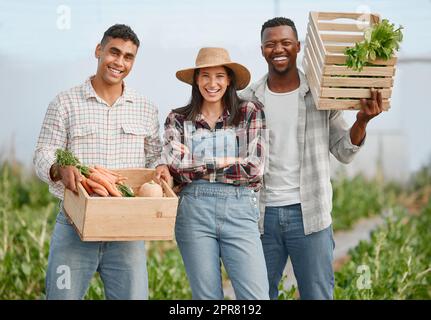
162;101;266;191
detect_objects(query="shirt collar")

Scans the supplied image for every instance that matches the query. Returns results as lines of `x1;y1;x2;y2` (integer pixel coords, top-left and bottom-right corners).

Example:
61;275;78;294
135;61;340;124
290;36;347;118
83;76;135;103
195;108;230;123
250;69;310;103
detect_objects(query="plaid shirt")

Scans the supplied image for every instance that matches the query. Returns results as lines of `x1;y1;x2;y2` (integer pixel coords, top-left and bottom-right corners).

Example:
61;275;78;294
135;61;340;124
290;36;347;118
241;70;364;235
162;101;266;190
33;76;162;200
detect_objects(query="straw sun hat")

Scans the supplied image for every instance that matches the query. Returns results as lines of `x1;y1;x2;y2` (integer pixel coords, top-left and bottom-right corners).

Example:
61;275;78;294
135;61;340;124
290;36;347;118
175;47;251;90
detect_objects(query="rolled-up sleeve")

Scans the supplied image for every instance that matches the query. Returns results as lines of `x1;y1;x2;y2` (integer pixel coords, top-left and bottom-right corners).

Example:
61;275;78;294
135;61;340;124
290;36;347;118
33;96;67;188
329;110;364;164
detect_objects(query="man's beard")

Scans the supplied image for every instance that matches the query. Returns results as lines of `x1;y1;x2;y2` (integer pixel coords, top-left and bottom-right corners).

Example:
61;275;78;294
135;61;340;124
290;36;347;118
272;65;291;76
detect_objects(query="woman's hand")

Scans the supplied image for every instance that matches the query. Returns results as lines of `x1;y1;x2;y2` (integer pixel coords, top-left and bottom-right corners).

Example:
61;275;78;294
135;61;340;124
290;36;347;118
154;165;174;188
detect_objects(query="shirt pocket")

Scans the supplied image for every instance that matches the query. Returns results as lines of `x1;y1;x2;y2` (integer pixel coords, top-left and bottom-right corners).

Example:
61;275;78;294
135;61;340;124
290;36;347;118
69;125;98;153
119;123;147;166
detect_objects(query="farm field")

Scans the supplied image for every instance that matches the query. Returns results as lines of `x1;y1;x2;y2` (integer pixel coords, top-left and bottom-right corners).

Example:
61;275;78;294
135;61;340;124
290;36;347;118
0;161;430;300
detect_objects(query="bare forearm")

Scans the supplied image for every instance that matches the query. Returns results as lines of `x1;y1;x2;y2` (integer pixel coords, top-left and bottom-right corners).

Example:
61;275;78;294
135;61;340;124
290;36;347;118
350;120;368;146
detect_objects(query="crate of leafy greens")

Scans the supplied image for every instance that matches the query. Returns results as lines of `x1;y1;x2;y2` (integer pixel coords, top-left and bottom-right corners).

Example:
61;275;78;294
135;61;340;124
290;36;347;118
302;11;403;110
57;149;178;241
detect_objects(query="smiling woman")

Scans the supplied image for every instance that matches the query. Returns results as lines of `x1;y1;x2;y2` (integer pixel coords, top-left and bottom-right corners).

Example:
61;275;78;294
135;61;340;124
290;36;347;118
197;67;230;104
162;47;269;300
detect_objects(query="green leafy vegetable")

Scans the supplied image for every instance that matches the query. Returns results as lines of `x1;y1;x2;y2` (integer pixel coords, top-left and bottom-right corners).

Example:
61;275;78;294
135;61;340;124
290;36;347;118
345;19;403;71
116;183;135;197
55;149;90;177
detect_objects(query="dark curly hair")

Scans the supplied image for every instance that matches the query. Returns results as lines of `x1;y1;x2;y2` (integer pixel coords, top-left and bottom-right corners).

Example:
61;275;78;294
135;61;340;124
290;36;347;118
101;24;140;48
261;17;298;40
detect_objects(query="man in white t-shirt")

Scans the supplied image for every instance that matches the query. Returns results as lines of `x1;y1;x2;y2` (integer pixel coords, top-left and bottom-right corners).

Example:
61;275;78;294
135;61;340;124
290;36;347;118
241;17;384;299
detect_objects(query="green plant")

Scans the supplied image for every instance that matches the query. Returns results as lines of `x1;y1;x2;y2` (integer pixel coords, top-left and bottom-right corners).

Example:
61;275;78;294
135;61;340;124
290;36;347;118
331;174;396;231
334;204;431;299
277;275;297;300
55;149;90;177
147;241;192;299
345;19;403;71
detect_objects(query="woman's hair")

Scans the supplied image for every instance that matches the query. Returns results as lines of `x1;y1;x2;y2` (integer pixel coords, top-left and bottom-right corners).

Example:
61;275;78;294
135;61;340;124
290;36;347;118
173;66;244;126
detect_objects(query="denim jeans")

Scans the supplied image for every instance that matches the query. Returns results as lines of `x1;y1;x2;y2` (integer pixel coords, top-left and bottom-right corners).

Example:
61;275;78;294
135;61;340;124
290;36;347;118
175;180;269;300
45;211;148;300
261;204;335;300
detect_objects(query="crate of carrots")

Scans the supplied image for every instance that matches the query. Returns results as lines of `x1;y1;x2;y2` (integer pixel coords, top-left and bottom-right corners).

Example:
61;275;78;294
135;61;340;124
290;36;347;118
302;12;403;110
57;149;178;241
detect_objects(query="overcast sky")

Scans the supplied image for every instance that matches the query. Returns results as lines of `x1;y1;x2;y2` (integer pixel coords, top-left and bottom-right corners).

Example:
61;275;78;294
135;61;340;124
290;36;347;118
1;0;430;174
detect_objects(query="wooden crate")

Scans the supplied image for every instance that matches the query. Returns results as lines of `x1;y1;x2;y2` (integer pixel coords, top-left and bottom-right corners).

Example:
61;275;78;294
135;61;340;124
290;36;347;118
302;12;397;110
63;168;178;241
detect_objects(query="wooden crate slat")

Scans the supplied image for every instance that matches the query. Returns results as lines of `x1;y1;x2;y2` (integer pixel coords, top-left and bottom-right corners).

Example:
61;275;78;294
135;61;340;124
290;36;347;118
318;22;368;32
325;45;352;53
305;33;323;79
307;28;325;71
321;33;365;43
325;54;397;66
84;200;177;238
304;45;322;90
316;12;380;22
303;56;322;105
309;12;328;57
324;54;347;65
64;184;88;233
323;65;395;77
318;98;390;110
306;27;324;73
307;25;325;68
321;87;392;99
322;76;393;88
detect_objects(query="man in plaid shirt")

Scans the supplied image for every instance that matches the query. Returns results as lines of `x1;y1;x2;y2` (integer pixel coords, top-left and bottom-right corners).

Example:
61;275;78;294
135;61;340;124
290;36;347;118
241;17;384;300
33;24;170;300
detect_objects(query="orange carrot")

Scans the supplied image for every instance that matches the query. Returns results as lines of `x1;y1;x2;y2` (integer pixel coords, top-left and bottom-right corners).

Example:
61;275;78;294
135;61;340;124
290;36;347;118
89;173;122;197
95;166;127;184
81;178;93;195
95;165;121;177
86;178;109;196
92;187;109;197
92;168;117;184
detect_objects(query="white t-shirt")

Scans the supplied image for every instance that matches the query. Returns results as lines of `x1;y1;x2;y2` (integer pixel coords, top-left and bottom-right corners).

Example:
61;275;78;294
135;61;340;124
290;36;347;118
263;83;301;206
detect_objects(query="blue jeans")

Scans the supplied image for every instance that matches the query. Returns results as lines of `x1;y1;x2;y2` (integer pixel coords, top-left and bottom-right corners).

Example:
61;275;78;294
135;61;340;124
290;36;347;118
261;204;335;300
45;211;148;300
175;180;269;300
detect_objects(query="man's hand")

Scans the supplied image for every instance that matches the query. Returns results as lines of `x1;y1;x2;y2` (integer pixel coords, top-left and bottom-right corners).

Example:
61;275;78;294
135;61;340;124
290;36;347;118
357;89;383;125
50;164;82;194
154;164;173;188
350;89;384;146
